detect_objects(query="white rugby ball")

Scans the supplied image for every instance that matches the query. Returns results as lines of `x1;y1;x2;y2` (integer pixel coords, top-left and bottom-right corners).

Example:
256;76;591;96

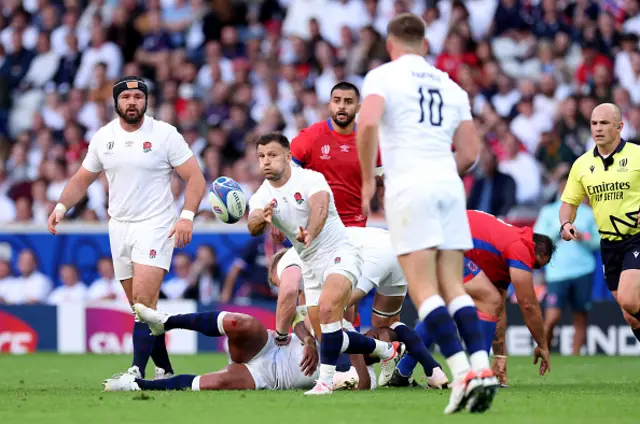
208;177;247;224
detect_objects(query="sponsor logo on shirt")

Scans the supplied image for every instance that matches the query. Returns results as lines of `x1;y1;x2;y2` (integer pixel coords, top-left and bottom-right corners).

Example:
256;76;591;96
125;141;134;148
340;145;350;153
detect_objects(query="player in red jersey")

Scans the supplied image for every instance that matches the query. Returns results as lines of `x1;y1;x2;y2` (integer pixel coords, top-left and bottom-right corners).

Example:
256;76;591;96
391;210;555;387
290;82;382;227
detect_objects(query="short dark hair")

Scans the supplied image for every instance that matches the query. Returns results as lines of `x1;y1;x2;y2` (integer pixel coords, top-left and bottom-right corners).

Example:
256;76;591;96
330;82;360;100
268;247;290;286
533;233;556;260
255;131;290;150
387;13;426;46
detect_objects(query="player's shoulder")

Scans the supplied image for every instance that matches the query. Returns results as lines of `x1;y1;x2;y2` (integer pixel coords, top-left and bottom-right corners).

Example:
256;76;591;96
293;165;326;181
148;116;179;138
90;118;118;142
295;121;329;141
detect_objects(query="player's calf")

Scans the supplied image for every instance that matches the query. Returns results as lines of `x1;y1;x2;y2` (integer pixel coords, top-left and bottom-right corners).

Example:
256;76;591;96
386;322;443;385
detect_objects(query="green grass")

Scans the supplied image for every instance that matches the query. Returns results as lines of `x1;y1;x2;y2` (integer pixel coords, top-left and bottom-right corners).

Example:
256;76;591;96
1;354;638;424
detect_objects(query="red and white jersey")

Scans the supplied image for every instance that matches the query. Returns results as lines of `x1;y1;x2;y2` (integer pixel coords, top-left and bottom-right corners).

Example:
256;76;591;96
249;166;347;263
361;54;472;183
291;119;382;227
82;116;193;222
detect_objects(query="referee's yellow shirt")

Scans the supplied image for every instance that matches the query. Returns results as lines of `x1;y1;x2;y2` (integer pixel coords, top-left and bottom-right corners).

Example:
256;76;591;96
562;140;640;241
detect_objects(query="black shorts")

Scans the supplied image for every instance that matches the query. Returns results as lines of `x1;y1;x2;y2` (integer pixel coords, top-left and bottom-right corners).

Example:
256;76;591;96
600;233;640;292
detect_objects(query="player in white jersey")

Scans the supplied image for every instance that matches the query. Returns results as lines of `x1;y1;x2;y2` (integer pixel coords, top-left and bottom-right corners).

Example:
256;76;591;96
247;131;403;395
48;76;206;380
356;14;498;414
269;226;449;390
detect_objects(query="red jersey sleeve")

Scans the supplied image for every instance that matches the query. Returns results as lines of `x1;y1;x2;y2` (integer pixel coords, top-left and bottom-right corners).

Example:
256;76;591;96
503;241;535;273
291;129;313;167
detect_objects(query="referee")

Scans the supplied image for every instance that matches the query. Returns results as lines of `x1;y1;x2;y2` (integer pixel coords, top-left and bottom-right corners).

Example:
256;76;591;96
560;102;640;343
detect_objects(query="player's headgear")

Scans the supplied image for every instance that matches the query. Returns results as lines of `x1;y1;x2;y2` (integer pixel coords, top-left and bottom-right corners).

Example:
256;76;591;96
112;76;149;110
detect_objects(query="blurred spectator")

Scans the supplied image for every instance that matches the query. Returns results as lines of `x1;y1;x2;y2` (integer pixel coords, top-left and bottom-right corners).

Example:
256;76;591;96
534;172;600;355
47;264;87;305
467;144;516;218
221;234;284;304
87;257;128;302
498;132;542;205
1;249;52;304
161;252;191;299
0;259;16;303
182;244;224;305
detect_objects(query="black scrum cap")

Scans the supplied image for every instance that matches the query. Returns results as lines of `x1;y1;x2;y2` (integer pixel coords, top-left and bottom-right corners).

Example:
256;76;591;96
112;76;148;105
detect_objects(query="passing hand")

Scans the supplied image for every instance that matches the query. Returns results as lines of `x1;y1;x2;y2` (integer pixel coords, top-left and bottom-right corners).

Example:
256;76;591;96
271;226;286;244
491;356;508;387
169;219;193;248
296;226;311;247
263;199;276;223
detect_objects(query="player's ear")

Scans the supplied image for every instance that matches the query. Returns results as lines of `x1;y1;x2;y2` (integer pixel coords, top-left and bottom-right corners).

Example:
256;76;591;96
356;102;361;113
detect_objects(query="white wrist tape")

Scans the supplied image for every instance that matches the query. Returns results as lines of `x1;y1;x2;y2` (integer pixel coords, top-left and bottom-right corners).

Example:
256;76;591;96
291;305;308;328
180;210;195;221
54;203;67;214
494;355;507;359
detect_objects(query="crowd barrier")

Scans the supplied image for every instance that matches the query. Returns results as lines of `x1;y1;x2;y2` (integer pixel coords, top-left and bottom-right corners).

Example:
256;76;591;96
0;223;615;301
1;299;637;356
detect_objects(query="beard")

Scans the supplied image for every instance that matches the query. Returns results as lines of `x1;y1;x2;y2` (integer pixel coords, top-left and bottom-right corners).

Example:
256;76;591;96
116;105;145;124
332;111;356;128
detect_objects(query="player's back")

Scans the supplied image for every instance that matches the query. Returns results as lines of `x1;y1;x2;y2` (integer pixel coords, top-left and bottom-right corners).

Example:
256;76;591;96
465;210;536;285
362;55;471;182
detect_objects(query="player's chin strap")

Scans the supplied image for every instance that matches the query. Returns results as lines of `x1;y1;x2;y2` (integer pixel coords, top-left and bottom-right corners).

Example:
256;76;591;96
372;306;403;318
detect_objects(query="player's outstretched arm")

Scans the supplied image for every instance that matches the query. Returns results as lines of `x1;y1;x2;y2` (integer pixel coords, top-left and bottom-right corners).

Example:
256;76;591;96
48;167;101;234
275;266;302;340
356;94;385;215
293;319;319;377
452;120;480;175
304;191;329;243
510;268;547;350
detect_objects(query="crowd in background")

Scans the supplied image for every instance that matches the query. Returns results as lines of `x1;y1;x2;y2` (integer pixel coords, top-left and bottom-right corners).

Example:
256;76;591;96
0;0;634;304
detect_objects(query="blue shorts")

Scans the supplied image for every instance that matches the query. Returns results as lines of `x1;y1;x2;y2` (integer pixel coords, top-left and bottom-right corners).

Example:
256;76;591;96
545;273;593;312
463;258;481;283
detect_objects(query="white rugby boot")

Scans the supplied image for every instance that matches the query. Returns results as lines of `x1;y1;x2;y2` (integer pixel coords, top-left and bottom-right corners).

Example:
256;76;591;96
133;303;169;336
467;369;500;413
304;381;333;395
333;367;359;391
153;366;174;380
444;370;483;415
378;341;406;387
103;373;141;392
428;367;450;389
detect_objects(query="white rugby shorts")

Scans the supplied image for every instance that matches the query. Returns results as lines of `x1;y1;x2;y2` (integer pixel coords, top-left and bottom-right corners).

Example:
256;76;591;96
243;332;318;390
303;242;363;307
385;177;473;255
356;242;407;297
108;212;177;281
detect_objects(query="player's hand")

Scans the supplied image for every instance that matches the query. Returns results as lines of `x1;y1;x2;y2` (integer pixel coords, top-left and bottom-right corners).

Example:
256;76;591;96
560;222;578;241
533;346;551;376
300;344;319;376
275;331;291;346
296;226;312;247
271;226;286;244
361;178;375;217
263;199;276;223
491;356;508;387
169;218;193;248
47;209;65;235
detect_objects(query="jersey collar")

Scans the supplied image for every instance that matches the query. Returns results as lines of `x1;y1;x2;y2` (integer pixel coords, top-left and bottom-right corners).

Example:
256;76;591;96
327;118;356;133
593;138;626;171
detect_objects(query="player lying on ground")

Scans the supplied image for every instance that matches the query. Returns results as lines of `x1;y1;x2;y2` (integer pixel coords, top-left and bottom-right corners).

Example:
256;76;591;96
104;304;369;391
247;132;404;395
269;225;448;390
391;210;555;387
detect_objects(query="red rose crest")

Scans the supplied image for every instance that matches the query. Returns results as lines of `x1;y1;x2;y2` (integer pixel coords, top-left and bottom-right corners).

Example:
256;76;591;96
149;249;156;259
143;141;152;153
334;257;341;264
294;192;303;204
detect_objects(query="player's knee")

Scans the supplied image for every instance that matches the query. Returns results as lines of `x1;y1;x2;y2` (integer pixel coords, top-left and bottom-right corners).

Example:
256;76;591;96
225;313;256;334
622;310;640;329
318;300;338;322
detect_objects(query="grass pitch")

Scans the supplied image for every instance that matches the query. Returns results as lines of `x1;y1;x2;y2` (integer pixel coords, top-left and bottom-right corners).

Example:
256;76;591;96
1;354;638;424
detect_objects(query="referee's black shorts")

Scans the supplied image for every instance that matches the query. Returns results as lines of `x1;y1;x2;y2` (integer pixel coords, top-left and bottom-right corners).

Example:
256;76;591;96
601;233;640;292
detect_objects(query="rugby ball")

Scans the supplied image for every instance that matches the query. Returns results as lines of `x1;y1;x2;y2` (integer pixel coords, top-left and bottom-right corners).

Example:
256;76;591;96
208;177;247;224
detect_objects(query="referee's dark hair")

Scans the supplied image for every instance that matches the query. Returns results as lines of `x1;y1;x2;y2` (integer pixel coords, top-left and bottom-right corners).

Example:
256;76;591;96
533;233;557;260
255;132;290;150
330;82;360;100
